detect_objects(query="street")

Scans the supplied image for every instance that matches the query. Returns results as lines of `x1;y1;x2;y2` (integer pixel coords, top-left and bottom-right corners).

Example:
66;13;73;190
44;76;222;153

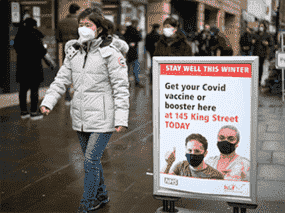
1;76;285;212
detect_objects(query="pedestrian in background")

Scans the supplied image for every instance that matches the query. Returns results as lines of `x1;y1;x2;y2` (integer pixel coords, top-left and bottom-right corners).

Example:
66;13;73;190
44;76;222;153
40;7;129;212
196;24;212;56
252;21;272;87
14;18;47;120
153;17;192;57
114;24;126;40
124;19;144;88
269;32;278;61
105;19;129;57
210;26;233;56
145;23;161;83
239;25;254;56
57;3;80;106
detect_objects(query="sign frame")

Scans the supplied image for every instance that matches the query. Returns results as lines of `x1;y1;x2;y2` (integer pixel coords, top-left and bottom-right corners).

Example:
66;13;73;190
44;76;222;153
153;56;259;205
275;51;285;69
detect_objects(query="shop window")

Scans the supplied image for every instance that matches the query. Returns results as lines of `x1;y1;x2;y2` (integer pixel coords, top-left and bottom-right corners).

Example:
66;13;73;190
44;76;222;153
225;12;235;29
204;7;218;27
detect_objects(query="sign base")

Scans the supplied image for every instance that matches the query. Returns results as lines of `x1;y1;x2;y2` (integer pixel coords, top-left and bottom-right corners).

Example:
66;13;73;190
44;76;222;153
156;206;216;213
227;202;258;213
154;195;180;212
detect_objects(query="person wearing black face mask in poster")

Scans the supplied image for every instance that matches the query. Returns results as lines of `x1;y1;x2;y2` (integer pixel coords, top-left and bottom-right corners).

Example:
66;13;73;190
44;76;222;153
205;125;250;182
161;134;224;180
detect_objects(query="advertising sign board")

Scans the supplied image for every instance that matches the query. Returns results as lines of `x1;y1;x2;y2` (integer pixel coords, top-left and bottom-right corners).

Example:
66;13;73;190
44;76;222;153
153;56;259;204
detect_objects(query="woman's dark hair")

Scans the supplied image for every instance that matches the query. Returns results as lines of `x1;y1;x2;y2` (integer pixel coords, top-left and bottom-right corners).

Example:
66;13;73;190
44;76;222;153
185;133;208;152
163;17;179;28
105;19;115;35
77;8;108;38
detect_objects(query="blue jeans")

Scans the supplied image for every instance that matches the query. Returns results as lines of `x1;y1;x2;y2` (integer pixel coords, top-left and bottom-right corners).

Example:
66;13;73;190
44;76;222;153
77;131;113;210
128;59;141;84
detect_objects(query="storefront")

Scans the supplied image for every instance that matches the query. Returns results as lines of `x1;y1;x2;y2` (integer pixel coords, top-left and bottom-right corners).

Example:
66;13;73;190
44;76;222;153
5;0;149;95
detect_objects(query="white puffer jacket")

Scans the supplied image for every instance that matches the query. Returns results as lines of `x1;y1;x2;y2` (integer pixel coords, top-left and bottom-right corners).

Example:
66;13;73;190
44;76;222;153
40;37;130;132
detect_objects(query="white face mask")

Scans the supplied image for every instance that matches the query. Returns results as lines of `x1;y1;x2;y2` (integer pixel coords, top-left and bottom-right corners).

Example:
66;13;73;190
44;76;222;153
260;27;264;32
125;22;131;27
78;26;95;43
163;28;175;37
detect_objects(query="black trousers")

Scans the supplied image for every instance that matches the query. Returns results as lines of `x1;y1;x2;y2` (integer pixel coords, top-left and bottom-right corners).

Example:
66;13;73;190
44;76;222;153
259;57;266;86
221;48;233;56
19;81;40;113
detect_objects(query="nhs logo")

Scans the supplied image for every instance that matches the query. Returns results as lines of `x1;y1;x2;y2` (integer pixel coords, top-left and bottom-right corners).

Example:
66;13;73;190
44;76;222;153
164;177;178;186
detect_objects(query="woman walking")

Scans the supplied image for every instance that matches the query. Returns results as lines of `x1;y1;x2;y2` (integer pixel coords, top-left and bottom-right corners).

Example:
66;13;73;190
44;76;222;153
40;8;129;212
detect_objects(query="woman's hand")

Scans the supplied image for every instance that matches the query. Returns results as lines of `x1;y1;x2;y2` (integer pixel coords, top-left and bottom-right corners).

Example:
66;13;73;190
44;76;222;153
115;126;127;133
40;106;51;115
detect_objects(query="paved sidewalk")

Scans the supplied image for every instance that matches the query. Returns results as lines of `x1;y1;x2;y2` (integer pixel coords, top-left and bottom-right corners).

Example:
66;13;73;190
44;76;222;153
1;78;285;212
256;91;285;201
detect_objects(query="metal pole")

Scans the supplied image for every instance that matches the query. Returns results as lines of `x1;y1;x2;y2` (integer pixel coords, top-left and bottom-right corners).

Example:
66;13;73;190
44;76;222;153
282;69;284;102
281;33;284;103
163;200;169;211
169;201;175;212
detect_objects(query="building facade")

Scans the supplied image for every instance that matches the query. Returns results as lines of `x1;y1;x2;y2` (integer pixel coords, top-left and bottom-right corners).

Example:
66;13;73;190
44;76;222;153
148;0;245;56
5;0;244;94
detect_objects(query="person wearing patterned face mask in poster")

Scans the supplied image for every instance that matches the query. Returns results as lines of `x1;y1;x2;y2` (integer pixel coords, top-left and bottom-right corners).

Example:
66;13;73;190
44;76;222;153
205;125;250;182
153;17;193;57
161;134;224;180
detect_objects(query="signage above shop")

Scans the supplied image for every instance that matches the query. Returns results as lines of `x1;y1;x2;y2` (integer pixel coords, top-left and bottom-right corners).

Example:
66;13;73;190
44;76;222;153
102;0;120;4
126;0;147;4
21;1;48;5
11;2;20;23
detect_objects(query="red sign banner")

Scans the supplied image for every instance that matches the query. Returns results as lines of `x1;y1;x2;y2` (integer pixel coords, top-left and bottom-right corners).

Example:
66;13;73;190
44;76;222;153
160;64;252;78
